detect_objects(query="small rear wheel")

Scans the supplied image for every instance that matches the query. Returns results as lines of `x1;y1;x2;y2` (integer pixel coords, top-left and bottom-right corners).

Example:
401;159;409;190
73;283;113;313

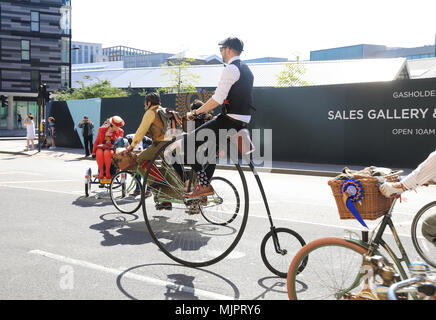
260;227;306;278
110;171;142;214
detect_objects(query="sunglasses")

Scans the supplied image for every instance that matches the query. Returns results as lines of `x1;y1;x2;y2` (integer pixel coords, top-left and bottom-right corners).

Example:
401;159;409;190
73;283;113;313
219;46;228;52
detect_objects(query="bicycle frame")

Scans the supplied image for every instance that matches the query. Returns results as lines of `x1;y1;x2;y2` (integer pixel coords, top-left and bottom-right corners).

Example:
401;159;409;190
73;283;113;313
337;198;413;299
247;161;286;255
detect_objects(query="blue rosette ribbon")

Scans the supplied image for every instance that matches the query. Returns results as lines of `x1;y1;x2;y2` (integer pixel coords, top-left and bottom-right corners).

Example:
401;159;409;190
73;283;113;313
340;179;368;229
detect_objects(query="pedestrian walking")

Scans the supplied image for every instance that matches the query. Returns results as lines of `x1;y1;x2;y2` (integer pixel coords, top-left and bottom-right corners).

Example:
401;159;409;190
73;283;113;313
47;116;56;149
78;116;94;157
23;114;35;151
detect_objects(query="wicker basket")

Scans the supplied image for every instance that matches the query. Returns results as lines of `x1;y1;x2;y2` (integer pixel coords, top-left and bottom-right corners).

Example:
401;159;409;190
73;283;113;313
328;174;398;220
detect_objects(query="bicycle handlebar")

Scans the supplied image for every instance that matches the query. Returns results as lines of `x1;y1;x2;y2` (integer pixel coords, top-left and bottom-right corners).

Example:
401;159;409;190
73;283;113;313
387;277;420;300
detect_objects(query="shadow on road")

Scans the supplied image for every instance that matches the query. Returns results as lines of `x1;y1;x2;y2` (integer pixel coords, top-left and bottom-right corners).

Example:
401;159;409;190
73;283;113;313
252;276;287;300
72;194;113;208
116;263;240;300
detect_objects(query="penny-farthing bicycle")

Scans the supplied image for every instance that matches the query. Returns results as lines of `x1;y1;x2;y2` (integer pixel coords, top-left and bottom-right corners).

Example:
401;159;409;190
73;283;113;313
141;130;307;277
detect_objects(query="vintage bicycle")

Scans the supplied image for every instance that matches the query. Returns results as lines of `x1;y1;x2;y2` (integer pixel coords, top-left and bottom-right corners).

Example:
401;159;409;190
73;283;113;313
139;129;307;278
286;173;436;300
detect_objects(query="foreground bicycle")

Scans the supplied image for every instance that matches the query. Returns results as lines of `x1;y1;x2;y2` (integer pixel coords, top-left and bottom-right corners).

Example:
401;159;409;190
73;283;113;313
141;133;306;277
287;194;436;299
386;261;435;300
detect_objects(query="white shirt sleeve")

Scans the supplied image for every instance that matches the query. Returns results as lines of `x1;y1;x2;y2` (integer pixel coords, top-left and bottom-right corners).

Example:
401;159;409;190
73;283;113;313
212;64;240;104
401;149;436;189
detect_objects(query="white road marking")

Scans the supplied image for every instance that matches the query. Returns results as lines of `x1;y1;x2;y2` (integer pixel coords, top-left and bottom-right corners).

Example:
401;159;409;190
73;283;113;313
0;171;43;176
0;184;82;195
1;179;78;184
29;249;235;300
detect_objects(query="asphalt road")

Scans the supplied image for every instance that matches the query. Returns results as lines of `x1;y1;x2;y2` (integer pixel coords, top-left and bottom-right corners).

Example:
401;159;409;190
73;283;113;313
0;152;433;300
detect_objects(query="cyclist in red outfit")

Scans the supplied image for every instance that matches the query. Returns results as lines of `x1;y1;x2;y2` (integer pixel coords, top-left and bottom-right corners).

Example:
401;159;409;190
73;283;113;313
92;116;125;183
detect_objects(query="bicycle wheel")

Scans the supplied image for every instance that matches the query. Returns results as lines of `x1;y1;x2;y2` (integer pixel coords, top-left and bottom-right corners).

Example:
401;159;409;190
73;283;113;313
200;176;240;226
411;201;436;268
287;237;369;300
110;171;142;214
141;138;249;267
260;227;307;278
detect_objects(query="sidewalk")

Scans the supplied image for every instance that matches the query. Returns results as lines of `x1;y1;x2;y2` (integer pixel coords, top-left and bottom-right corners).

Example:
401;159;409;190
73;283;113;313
0;137;92;162
0;137;412;177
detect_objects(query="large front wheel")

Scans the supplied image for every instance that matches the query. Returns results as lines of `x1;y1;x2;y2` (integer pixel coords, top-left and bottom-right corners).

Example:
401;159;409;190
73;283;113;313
141;138;249;268
287;237;369;300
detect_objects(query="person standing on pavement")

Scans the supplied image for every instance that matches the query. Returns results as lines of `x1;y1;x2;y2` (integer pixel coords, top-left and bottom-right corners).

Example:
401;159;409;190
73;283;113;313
23;114;35;151
78;116;94;157
184;36;254;199
17;113;22;129
47;116;56;149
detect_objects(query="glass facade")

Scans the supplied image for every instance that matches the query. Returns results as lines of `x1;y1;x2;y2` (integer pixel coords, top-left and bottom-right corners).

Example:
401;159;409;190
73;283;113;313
60;6;71;35
405;54;434;60
103;46;153;62
72;47;77;64
0;100;37;130
78;45;83;64
84;46;89;63
311;45;364;61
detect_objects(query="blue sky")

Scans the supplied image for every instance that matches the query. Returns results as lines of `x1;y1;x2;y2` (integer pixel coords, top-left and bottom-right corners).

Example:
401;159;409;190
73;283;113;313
72;0;436;60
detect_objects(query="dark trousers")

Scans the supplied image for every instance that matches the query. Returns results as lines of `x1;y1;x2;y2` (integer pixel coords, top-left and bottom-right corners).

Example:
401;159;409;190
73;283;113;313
84;135;93;156
183;113;246;180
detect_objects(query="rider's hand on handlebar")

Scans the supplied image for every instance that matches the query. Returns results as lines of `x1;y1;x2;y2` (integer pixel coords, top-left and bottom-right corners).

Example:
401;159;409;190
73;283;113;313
186;111;196;121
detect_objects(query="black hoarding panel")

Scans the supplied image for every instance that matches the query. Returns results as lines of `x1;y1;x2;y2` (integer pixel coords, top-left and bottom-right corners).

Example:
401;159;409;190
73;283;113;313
100;96;146;136
251;78;436;168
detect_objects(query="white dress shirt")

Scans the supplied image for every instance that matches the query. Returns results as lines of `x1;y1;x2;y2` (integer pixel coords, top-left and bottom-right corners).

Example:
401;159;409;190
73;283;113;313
212;56;251;123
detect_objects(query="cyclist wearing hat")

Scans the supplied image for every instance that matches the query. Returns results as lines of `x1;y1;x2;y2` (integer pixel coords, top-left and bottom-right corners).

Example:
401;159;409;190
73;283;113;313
184;36;254;198
92;115;125;183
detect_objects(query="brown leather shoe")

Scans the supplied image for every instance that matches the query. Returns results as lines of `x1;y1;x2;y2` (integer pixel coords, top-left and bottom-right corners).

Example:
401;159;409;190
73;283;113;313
184;184;214;199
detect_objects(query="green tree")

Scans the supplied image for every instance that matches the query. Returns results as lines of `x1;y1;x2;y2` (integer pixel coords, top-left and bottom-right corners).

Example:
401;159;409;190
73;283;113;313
160;58;200;94
275;61;311;87
53;76;128;101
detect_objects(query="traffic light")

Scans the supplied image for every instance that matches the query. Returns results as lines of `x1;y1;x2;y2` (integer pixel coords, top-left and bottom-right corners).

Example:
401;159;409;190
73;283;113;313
37;84;50;106
0;95;8;108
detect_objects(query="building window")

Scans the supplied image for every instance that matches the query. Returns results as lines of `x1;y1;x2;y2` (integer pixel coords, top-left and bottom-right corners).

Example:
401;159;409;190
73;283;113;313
31;70;40;91
31;11;40;32
61;37;70;63
61;66;69;88
84;46;88;63
21;40;30;61
72;48;77;64
60;6;71;35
